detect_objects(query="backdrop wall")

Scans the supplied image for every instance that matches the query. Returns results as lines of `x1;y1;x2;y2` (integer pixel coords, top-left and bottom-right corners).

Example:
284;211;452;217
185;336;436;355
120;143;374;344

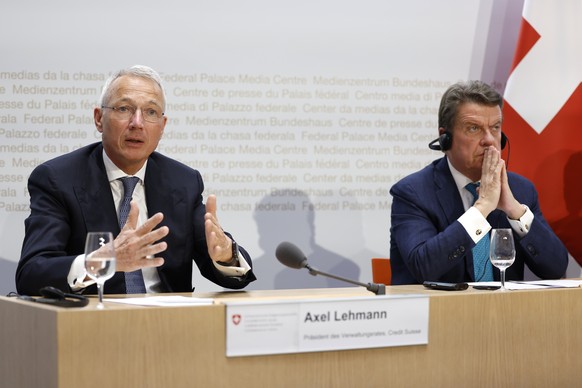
4;0;573;295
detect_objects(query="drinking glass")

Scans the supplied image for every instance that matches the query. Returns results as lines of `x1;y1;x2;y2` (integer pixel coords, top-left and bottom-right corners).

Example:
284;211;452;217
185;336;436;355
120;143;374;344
489;228;516;291
84;232;116;308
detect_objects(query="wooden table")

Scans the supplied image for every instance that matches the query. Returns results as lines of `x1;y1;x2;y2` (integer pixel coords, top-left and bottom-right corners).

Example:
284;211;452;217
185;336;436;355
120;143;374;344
1;285;581;388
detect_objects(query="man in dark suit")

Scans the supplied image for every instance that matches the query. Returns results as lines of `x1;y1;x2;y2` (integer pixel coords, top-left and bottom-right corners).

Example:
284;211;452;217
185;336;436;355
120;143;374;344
389;80;567;285
16;65;256;295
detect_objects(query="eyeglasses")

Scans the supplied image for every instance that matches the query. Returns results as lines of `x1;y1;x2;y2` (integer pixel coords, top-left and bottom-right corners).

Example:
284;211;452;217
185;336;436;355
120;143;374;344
101;105;164;123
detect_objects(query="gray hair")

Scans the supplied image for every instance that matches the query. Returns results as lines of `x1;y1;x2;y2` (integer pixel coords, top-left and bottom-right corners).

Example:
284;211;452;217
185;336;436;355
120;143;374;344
438;80;503;131
99;65;166;110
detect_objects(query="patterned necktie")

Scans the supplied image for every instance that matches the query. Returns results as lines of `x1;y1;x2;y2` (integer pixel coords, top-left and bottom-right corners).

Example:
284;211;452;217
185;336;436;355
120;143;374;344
465;182;494;281
119;177;147;293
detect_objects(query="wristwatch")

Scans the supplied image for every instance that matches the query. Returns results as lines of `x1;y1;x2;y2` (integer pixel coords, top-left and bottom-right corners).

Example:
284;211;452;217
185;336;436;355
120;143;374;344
217;240;239;266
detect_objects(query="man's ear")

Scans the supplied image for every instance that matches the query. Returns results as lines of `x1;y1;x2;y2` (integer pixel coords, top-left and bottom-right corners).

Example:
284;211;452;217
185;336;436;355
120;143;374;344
94;107;104;133
158;115;167;141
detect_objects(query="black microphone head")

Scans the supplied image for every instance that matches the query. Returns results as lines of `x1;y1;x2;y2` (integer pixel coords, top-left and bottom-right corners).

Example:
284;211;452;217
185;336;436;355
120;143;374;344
275;242;308;269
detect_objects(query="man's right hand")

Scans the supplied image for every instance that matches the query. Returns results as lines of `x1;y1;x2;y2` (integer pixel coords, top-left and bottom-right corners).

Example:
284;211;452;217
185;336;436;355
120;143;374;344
113;201;168;272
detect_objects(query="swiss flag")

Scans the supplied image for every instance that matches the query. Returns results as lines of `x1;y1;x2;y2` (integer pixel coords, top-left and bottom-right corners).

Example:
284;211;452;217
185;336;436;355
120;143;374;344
503;0;582;265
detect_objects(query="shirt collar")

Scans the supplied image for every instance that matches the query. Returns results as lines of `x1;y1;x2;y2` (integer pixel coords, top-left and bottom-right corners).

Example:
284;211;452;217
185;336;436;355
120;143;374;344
446;157;477;193
102;150;147;183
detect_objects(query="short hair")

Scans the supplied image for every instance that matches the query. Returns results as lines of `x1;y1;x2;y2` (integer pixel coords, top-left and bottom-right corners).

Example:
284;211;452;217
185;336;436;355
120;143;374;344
99;65;166;110
438;80;503;130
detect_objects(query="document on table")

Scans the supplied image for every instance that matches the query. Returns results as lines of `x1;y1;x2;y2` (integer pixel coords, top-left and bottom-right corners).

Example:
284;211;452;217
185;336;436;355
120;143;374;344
105;296;214;307
469;279;582;290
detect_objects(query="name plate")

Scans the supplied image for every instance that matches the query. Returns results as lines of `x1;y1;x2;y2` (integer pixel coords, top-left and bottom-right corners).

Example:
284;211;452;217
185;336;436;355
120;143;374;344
225;294;429;357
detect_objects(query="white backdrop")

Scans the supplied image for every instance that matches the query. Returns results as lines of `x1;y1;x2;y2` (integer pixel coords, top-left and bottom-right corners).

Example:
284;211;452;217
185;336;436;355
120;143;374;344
0;0;526;293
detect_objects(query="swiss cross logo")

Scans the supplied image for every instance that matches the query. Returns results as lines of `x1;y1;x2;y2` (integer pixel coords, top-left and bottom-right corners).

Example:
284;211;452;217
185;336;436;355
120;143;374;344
232;314;242;325
503;0;582;265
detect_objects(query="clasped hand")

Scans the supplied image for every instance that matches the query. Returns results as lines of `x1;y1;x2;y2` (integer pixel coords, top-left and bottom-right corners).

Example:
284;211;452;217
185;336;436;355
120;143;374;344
474;146;525;220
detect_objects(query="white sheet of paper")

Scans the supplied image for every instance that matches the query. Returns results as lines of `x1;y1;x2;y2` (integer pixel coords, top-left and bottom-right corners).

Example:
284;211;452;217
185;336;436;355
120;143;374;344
469;279;582;290
104;296;214;307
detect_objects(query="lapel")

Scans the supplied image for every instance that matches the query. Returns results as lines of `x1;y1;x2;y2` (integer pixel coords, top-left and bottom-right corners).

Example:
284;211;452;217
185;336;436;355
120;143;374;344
143;154;187;217
73;144;126;293
143;154;188;291
74;144;120;234
434;157;477;280
433;157;466;225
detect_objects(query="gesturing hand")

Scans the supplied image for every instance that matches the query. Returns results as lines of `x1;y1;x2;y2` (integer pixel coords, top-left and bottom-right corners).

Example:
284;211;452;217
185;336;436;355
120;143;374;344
114;201;168;272
204;194;234;263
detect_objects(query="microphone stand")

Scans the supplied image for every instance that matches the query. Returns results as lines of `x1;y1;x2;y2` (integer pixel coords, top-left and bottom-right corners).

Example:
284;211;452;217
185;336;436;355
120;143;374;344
306;264;386;295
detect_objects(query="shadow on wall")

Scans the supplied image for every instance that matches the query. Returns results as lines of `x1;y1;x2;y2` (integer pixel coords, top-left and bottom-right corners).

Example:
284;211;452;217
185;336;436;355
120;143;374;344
551;151;582;267
0;258;17;295
248;189;361;290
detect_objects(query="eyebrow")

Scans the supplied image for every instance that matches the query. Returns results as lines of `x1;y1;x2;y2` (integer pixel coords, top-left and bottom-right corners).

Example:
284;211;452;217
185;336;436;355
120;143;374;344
462;117;502;127
113;97;163;109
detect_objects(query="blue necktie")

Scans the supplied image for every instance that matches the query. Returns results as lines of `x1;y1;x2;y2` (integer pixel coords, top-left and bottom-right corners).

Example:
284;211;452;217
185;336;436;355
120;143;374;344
465;182;494;281
119;177;147;294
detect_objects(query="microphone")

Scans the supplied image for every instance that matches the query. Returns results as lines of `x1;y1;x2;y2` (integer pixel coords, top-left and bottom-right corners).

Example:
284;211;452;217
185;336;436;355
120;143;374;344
275;242;386;295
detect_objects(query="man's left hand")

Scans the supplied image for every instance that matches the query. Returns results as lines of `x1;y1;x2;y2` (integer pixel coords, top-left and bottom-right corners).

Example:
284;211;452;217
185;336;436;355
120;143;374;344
498;163;526;220
204;194;234;263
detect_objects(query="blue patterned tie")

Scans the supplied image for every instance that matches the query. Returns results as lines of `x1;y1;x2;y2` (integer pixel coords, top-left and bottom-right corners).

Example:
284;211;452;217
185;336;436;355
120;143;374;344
119;177;147;293
465;182;494;281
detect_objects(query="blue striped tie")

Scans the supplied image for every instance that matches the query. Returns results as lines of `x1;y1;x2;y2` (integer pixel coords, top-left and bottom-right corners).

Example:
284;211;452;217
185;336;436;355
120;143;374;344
119;177;147;293
465;182;494;282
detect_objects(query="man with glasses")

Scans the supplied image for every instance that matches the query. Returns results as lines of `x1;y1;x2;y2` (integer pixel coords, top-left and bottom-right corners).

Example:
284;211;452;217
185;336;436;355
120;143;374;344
16;65;256;295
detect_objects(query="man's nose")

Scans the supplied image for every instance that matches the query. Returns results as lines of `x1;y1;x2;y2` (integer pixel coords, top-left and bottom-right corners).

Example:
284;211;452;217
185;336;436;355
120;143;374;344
481;130;496;146
129;108;144;127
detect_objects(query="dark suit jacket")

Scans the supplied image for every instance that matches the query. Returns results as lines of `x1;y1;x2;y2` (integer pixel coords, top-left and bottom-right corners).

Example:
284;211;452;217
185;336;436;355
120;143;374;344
16;142;255;295
389;157;568;285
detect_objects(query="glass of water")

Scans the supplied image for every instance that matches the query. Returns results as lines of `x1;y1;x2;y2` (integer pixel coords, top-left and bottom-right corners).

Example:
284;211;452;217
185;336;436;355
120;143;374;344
489;228;516;291
84;232;116;308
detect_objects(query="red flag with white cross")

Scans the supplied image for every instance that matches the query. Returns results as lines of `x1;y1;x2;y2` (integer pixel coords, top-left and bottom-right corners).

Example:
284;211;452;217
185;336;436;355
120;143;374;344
503;0;582;265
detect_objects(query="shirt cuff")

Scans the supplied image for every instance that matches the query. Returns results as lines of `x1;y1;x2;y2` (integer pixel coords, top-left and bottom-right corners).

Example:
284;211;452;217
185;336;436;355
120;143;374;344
459;206;492;244
213;250;251;276
507;204;533;238
68;254;96;291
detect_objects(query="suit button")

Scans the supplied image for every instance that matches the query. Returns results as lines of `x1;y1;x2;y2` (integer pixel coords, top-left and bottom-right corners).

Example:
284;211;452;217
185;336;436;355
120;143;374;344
459;246;465;253
527;244;537;256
